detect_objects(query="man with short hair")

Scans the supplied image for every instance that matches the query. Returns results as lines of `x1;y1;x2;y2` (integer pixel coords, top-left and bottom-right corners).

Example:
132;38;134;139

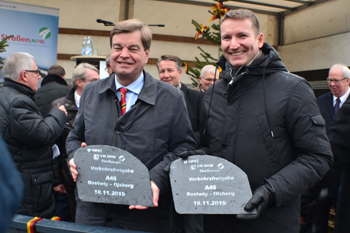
34;64;71;117
301;64;350;233
328;80;350;233
157;55;203;134
51;62;100;222
190;9;333;233
67;19;196;232
193;65;219;92
157;55;204;233
0;52;67;218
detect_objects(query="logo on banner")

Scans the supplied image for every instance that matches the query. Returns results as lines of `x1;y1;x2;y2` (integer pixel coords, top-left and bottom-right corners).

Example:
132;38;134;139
39;27;51;39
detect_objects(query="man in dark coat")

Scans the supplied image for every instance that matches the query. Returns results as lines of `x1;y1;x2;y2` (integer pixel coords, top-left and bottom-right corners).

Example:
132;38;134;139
0;52;67;218
301;64;350;233
157;55;204;233
157;55;204;133
34;65;71;117
51;62;100;222
187;9;333;233
328;95;350;233
66;19;196;233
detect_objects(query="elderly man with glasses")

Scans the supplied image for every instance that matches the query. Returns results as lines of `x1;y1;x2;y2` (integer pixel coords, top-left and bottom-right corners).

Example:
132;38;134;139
193;65;219;92
0;52;67;218
301;64;350;233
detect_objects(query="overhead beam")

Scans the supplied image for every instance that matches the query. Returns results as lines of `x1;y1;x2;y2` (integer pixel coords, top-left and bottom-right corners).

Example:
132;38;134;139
283;0;329;15
228;0;293;10
153;0;280;16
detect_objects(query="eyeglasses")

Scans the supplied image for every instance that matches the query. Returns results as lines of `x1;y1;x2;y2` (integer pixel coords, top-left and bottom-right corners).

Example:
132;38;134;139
104;67;108;72
326;77;347;84
83;78;99;83
202;77;216;83
25;69;41;76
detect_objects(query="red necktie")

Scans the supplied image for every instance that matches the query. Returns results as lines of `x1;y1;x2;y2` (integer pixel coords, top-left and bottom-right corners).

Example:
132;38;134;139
120;88;127;115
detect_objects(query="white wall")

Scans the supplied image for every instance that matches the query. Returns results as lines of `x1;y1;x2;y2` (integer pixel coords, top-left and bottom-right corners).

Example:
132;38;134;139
280;0;350;72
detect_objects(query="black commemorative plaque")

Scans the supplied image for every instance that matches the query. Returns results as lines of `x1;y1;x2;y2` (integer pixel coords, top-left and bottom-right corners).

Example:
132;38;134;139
170;155;256;214
74;145;153;206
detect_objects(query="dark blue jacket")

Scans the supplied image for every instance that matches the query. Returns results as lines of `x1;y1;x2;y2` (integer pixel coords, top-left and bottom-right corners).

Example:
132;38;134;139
0;132;23;233
66;71;196;232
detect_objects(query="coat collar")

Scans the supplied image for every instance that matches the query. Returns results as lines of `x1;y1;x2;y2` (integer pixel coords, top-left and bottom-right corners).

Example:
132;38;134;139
218;42;288;83
66;87;76;103
180;82;188;93
3;78;35;98
41;74;68;86
97;71;157;106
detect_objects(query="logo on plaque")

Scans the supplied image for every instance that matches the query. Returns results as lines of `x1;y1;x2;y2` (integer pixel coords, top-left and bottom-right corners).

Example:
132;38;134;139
74;145;153;207
170;155;256;215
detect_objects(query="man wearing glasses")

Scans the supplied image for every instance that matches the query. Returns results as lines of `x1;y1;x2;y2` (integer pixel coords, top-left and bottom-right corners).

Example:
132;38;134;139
0;52;67;218
301;64;350;232
193;65;219;92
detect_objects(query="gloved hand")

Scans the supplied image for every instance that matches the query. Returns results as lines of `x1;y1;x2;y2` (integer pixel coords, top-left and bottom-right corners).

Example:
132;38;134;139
236;181;275;220
164;149;206;173
179;149;206;159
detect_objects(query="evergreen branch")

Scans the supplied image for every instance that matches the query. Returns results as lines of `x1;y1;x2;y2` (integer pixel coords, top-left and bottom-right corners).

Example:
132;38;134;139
0;35;14;70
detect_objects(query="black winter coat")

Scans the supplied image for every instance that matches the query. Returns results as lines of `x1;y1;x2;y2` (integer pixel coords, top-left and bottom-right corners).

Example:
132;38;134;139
34;74;71;117
0;78;66;218
180;83;203;133
199;43;333;233
51;88;77;188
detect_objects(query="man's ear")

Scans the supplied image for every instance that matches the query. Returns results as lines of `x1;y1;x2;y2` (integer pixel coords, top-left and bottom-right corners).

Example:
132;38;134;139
144;49;150;63
257;33;264;48
76;78;83;88
20;70;27;82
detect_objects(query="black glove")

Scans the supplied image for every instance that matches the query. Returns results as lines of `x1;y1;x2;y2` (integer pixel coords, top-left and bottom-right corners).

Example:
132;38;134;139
179;149;206;159
236;181;275;220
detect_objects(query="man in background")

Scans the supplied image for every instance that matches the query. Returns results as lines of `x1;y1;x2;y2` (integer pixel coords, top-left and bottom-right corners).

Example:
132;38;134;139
0;52;66;218
157;54;204;233
51;63;100;222
34;64;71;220
329;86;350;233
192;65;218;92
157;55;203;135
34;65;71;117
301;64;350;233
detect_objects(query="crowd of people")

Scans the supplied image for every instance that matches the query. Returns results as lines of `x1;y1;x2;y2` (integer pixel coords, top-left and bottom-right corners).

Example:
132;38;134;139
0;8;349;233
